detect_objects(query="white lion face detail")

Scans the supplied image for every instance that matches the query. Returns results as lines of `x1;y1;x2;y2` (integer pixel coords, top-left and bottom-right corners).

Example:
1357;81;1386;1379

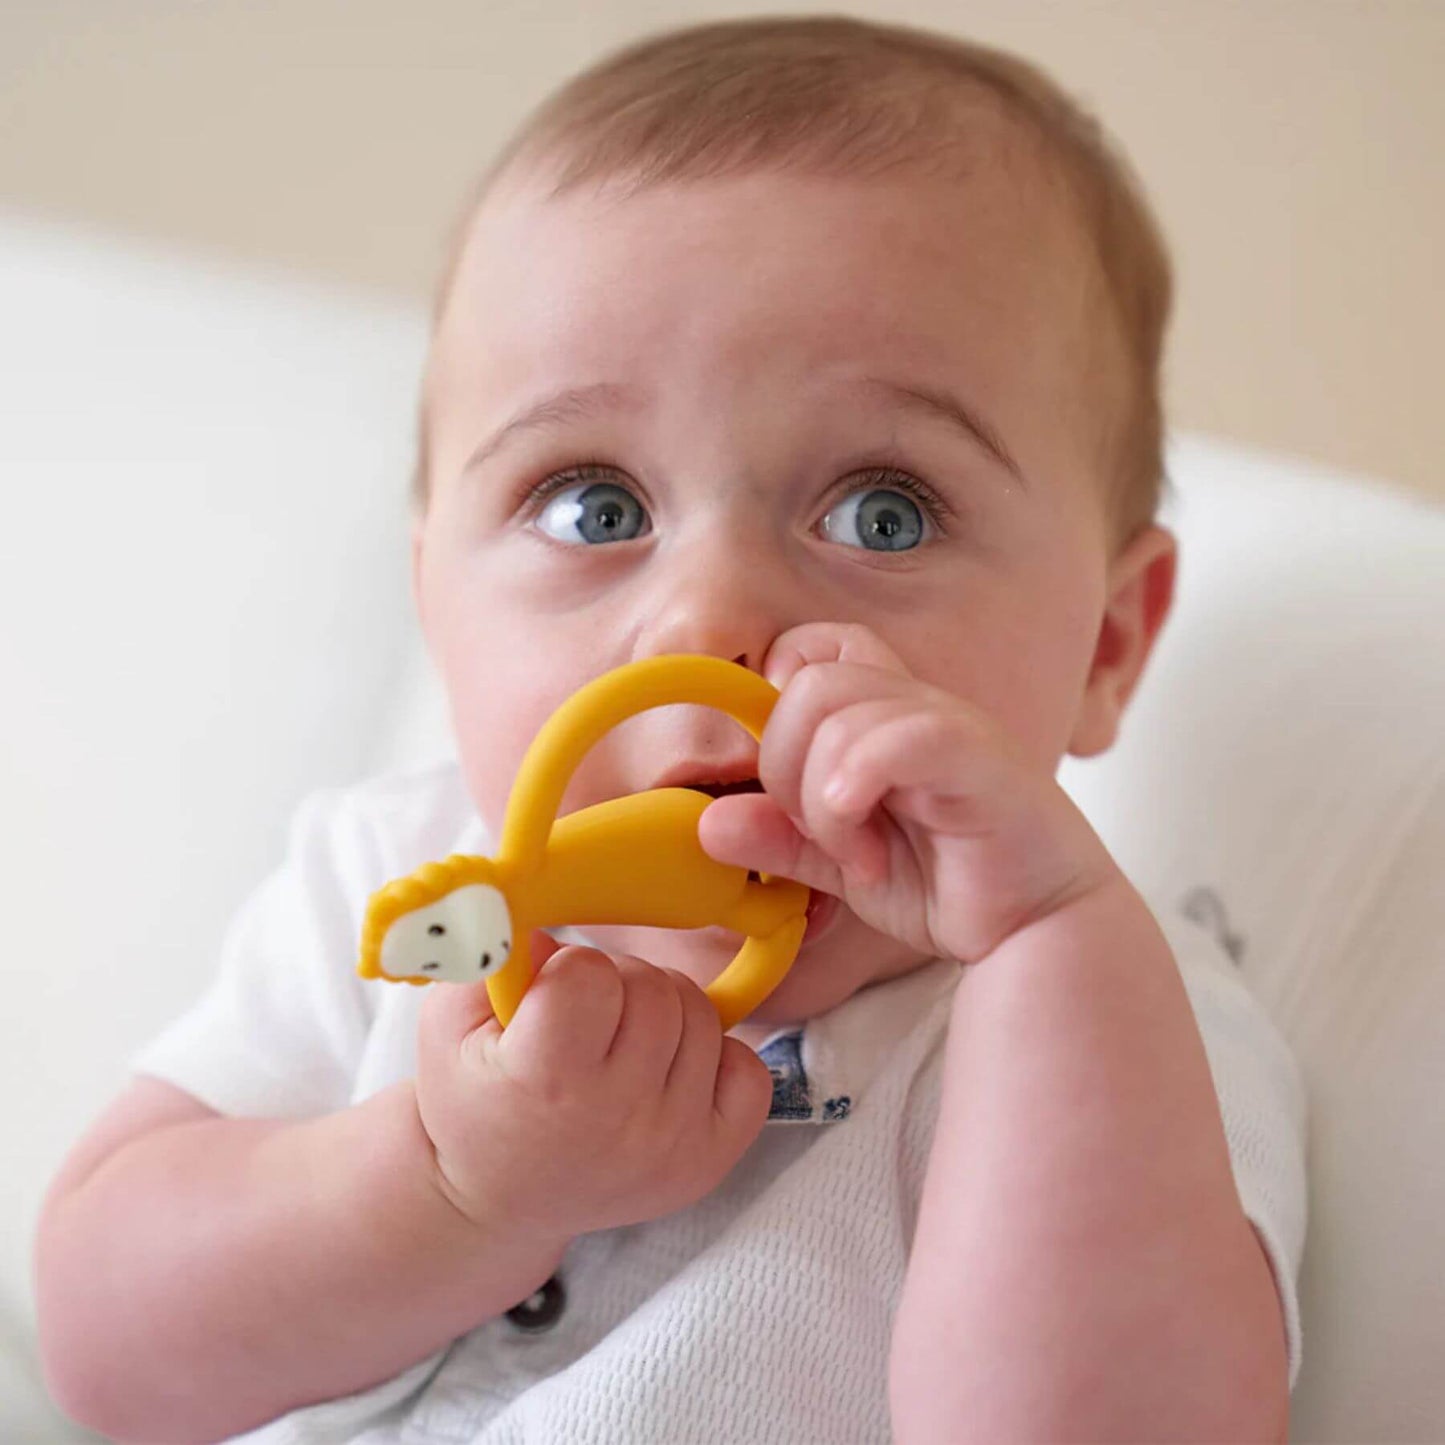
379;884;513;983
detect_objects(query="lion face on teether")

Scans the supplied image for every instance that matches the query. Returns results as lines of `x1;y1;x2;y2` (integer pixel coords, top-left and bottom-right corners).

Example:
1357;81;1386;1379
379;883;512;983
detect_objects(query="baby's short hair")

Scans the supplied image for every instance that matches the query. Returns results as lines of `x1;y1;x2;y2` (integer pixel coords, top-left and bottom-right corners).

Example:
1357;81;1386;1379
415;15;1173;542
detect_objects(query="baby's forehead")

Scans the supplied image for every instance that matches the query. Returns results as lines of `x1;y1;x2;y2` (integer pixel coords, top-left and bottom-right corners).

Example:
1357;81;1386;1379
430;161;1113;474
453;102;1094;315
449;154;1099;363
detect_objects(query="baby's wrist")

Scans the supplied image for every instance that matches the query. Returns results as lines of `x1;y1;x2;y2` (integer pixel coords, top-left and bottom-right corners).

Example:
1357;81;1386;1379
388;1082;574;1270
985;865;1157;978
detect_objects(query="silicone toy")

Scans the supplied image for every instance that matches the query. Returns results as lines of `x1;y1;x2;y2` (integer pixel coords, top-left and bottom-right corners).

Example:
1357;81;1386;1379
357;654;810;1032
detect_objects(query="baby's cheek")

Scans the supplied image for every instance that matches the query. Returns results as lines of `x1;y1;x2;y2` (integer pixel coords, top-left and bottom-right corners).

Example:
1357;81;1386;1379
447;681;551;820
453;740;517;844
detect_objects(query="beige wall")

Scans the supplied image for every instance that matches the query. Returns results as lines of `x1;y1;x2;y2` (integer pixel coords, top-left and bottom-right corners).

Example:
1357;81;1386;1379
3;0;1441;501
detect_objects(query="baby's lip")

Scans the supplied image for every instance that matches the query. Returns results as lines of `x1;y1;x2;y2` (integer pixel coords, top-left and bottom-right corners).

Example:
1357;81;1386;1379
638;760;771;884
802;888;842;945
691;778;764;800
695;888;842;946
650;759;763;795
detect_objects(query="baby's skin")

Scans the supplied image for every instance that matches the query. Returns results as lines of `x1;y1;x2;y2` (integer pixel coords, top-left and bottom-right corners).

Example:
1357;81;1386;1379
37;144;1290;1443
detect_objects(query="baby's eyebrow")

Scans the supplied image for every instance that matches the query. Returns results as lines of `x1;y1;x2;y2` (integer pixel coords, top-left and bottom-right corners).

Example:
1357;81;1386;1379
461;375;1023;488
464;382;643;475
856;377;1024;487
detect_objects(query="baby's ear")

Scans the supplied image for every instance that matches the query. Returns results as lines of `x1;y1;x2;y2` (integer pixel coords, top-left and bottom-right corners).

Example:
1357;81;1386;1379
1067;523;1176;758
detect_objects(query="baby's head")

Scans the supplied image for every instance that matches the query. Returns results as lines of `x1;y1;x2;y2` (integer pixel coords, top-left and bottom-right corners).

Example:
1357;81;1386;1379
409;16;1177;1031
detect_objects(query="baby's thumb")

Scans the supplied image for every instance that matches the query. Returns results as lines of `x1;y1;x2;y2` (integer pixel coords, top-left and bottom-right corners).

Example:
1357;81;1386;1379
713;1036;775;1143
419;928;562;1052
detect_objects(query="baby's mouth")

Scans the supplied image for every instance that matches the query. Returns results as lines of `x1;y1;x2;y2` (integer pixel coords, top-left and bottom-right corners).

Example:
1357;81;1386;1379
685;778;765;880
686;782;842;934
802;888;841;944
695;886;840;945
691;777;765;800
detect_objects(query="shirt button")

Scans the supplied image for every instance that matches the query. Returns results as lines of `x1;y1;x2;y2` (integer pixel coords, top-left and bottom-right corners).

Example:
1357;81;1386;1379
505;1274;566;1333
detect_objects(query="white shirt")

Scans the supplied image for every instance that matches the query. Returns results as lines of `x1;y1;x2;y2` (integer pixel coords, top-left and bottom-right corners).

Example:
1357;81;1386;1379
132;763;1307;1443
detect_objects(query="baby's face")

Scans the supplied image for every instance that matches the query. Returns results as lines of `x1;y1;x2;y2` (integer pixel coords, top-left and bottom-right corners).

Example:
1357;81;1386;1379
415;150;1134;1029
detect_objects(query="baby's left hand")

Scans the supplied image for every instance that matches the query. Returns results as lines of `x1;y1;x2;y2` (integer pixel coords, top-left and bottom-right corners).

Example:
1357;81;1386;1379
697;623;1121;964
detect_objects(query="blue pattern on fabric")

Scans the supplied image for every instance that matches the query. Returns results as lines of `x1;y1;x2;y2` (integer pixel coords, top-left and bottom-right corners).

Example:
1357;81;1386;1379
759;1031;849;1122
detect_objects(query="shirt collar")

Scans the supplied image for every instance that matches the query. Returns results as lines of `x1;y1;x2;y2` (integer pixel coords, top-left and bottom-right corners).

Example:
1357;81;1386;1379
752;956;960;1124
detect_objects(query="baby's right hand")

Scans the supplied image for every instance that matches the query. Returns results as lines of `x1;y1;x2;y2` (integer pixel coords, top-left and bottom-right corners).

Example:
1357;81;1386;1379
413;937;774;1241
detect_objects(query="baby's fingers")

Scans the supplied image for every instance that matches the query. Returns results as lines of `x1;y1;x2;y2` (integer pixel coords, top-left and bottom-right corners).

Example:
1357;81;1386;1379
763;621;911;692
660;969;771;1142
697;791;849;898
816;704;1021;840
417;966;497;1058
799;696;919;880
417;927;565;1047
500;944;625;1073
712;1037;774;1149
759;661;916;826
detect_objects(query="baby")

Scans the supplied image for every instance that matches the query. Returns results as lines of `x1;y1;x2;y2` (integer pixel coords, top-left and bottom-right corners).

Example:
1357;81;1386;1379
36;16;1306;1444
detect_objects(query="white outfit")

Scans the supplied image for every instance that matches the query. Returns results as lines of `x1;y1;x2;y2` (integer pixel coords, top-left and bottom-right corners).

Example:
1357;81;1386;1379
131;764;1308;1444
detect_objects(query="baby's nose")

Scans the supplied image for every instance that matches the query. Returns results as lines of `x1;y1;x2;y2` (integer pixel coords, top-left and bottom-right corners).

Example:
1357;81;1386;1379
638;599;771;668
640;559;781;654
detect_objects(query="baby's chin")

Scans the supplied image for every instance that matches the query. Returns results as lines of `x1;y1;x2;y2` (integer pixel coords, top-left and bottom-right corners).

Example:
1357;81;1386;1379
593;887;837;954
555;915;851;1020
556;901;936;1039
557;918;768;983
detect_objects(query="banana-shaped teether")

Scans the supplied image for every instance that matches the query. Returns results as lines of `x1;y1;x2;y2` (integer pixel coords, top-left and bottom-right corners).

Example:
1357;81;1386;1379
357;655;810;1032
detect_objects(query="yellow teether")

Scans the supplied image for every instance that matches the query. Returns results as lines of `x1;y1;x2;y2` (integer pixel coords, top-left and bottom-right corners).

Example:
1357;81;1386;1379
357;655;810;1031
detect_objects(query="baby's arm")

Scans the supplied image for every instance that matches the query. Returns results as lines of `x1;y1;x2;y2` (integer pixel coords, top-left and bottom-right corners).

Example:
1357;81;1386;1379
889;882;1291;1442
695;622;1296;1438
35;1072;568;1444
37;941;770;1445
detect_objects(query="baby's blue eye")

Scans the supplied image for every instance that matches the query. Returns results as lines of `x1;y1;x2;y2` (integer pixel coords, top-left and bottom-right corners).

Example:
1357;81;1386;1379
536;480;648;545
820;488;927;552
